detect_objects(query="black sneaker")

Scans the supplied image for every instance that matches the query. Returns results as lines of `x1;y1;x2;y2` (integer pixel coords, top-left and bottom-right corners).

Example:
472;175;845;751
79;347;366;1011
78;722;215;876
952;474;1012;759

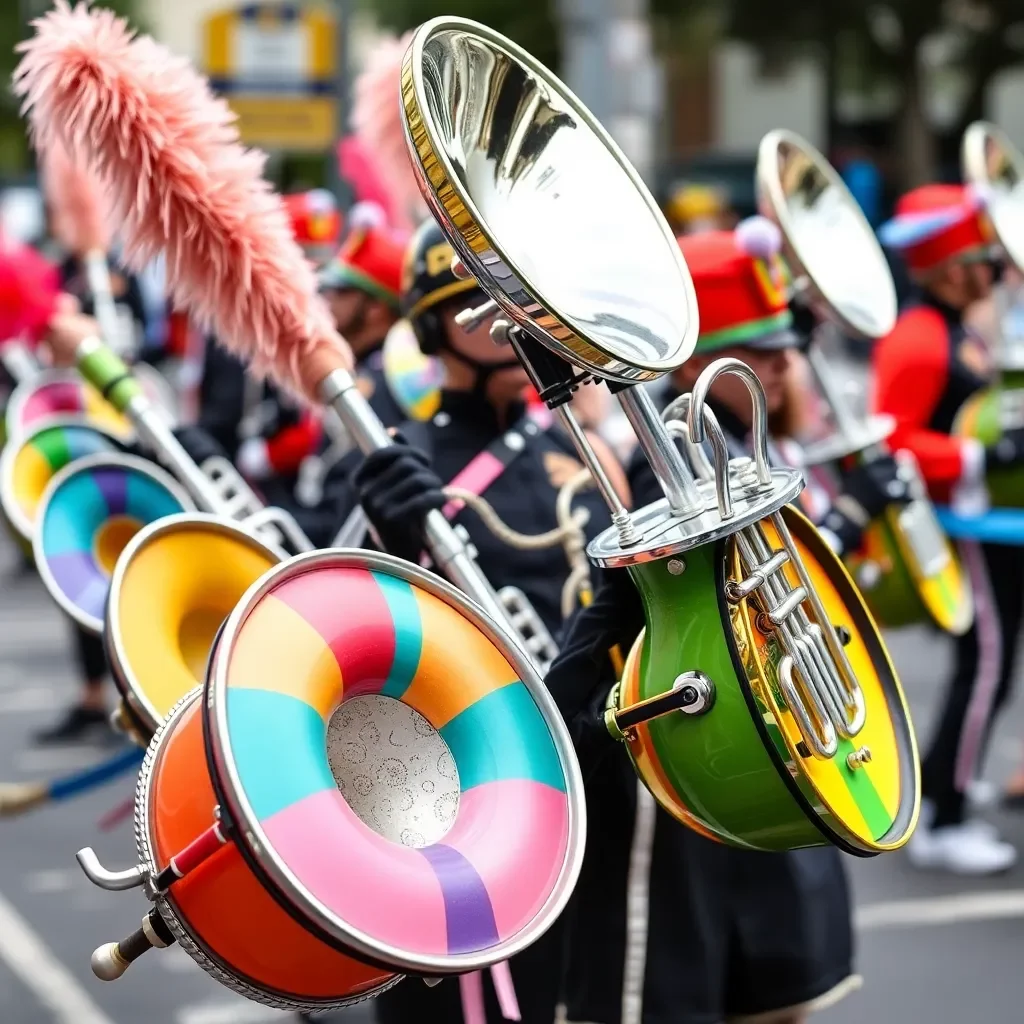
33;705;112;745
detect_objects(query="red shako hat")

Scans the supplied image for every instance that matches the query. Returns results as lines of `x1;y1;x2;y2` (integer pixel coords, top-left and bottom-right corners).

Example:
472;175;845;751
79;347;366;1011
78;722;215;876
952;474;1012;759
282;189;341;266
318;203;405;310
879;184;992;272
680;217;798;354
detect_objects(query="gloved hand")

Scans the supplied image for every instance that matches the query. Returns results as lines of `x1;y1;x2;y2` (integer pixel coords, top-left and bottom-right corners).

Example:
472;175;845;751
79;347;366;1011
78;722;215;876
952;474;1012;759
354;444;446;564
843;452;910;518
170;425;231;467
985;427;1024;471
820;452;908;556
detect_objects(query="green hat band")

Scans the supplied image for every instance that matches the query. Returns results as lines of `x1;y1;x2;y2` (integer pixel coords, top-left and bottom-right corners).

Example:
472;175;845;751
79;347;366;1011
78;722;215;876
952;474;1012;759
321;263;401;311
696;310;794;354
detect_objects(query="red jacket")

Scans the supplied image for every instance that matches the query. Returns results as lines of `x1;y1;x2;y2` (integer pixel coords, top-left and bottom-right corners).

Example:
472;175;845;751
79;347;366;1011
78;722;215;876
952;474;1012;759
872;300;989;502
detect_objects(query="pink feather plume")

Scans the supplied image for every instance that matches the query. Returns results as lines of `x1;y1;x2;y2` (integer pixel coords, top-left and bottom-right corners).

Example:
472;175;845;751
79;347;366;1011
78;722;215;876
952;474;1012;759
350;31;427;233
336;135;401;226
14;1;351;402
0;234;59;347
41;139;112;255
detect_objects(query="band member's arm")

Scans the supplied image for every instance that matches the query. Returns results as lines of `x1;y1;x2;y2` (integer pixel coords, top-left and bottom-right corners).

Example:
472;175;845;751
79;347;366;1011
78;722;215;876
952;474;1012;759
816;453;910;555
236;412;323;481
874;308;979;489
196;339;246;458
546;566;644;775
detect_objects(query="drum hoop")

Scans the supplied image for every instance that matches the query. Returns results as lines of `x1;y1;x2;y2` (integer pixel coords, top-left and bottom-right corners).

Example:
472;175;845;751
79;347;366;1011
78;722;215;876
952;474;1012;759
5;368;135;443
136;689;400;1011
207;547;586;975
32;451;196;635
0;413;128;542
403;17;698;382
723;504;921;854
107;512;283;733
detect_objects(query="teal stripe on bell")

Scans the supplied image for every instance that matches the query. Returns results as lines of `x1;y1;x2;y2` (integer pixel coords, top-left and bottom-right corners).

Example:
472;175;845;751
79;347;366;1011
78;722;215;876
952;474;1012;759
373;571;424;700
439;683;566;792
695;309;794;355
226;689;335;820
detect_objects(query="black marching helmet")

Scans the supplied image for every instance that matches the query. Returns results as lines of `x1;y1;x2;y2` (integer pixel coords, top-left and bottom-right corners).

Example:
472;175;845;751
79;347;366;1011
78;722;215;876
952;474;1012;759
401;219;484;355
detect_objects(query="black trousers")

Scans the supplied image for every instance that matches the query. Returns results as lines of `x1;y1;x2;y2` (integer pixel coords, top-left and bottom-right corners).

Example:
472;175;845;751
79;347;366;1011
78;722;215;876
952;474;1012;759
373;919;564;1024
922;542;1024;827
73;624;108;682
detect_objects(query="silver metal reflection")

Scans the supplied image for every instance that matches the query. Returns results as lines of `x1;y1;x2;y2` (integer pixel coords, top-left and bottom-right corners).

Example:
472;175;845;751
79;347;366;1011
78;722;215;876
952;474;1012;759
404;18;699;382
756;129;897;340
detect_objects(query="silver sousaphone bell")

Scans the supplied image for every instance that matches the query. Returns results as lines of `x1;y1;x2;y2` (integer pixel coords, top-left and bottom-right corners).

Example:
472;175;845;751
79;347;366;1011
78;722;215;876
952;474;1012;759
756;129;898;463
399;18;919;853
757;130;973;636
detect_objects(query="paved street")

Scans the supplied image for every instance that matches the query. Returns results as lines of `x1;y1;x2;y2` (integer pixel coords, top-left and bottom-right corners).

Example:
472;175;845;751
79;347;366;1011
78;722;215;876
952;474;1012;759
1;532;1024;1022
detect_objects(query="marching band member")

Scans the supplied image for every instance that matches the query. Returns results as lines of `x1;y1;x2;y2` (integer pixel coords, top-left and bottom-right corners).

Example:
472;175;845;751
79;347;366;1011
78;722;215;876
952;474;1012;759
333;218;627;1024
318;202;405;424
874;184;1021;874
548;221;866;1024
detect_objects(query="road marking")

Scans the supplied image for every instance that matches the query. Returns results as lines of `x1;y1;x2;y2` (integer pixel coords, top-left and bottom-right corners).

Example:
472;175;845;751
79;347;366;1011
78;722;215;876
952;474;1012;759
177;1001;291;1024
856;889;1024;930
0;888;116;1024
16;747;110;774
24;869;77;895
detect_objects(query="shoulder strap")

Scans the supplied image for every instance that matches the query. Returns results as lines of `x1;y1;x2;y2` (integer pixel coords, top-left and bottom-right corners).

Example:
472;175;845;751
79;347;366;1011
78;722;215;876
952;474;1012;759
441;406;550;519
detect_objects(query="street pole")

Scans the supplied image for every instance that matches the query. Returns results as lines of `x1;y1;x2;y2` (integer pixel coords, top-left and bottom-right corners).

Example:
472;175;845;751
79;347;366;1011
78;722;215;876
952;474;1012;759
555;0;660;184
330;0;353;209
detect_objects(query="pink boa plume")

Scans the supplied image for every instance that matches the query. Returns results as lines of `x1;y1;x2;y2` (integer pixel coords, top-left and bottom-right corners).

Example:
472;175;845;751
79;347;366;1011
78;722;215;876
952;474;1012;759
337;135;401;226
14;1;350;402
350;31;427;232
41;140;112;255
0;234;59;346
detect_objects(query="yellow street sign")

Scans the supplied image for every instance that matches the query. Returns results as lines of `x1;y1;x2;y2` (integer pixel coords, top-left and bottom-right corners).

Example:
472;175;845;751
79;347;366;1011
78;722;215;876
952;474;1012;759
202;3;337;151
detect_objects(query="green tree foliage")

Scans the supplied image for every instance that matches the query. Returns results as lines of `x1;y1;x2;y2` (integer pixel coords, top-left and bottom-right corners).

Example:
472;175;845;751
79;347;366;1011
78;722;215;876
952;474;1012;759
358;0;560;69
713;0;1024;185
0;0;146;174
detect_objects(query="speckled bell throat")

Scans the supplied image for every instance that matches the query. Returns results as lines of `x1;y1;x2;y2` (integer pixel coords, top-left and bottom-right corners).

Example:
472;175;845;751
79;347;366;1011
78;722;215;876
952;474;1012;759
326;695;460;848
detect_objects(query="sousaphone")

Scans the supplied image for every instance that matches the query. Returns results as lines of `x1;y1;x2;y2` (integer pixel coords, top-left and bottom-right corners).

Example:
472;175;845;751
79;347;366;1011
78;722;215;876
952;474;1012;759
400;17;919;852
757;130;973;636
952;121;1024;522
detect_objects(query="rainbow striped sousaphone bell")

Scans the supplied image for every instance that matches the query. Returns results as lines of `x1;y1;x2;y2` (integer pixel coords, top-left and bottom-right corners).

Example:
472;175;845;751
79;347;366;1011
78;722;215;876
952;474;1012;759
0;415;128;542
34;452;193;633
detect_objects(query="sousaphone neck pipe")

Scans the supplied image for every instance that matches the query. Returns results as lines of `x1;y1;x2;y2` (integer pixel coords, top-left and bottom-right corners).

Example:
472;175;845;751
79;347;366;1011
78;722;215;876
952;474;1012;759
616;385;704;515
805;337;864;447
318;367;518;630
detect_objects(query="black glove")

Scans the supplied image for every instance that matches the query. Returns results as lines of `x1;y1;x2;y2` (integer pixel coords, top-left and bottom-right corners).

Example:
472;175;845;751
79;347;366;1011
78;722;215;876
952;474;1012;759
354;445;446;564
843;452;909;518
170;425;231;467
821;452;909;555
985;427;1024;470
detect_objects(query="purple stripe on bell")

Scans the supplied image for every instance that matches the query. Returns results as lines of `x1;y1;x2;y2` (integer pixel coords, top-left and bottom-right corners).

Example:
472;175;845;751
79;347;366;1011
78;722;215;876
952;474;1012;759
47;551;106;619
419;843;499;953
91;468;128;516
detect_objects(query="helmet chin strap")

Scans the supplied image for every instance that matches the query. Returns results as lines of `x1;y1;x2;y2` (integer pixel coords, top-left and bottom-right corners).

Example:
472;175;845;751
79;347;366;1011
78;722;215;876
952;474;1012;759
441;338;523;401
